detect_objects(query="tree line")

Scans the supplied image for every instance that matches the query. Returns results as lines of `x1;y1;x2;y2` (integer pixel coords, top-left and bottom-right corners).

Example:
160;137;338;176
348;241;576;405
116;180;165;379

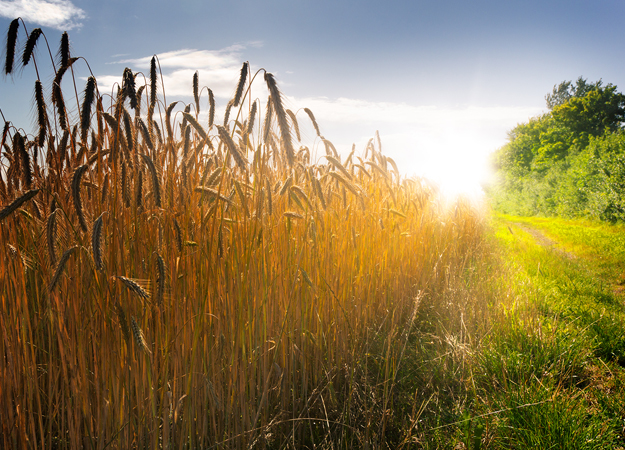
490;77;625;221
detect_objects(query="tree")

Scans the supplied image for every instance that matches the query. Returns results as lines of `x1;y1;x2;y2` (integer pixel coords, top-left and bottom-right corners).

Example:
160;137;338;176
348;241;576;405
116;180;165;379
491;78;625;219
551;84;625;146
545;77;603;110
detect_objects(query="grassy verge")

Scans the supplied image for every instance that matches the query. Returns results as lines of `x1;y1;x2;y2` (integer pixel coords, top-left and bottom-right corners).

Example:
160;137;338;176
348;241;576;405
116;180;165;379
471;213;625;449
385;212;625;448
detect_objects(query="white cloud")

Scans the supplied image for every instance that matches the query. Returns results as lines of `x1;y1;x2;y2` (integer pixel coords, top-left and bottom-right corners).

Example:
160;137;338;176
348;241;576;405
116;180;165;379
0;0;86;30
98;47;259;100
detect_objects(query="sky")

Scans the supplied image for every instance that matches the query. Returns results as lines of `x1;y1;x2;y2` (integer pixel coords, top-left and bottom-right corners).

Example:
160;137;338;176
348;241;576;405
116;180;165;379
1;0;625;196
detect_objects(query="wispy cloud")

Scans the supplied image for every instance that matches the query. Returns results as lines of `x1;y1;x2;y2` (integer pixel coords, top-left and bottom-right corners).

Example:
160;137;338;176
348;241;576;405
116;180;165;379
97;46;259;100
0;0;86;30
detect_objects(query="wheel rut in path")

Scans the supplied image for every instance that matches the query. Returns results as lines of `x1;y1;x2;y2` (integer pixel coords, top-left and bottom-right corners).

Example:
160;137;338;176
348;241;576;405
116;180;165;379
512;223;577;261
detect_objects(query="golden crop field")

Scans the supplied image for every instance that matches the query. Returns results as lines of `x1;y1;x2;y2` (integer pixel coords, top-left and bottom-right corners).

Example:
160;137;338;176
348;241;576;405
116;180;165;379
0;20;488;449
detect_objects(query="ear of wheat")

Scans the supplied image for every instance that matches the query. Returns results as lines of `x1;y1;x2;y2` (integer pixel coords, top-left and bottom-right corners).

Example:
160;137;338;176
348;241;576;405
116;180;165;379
92;212;106;272
0;189;40;222
49;245;79;294
71;165;89;232
130;316;151;354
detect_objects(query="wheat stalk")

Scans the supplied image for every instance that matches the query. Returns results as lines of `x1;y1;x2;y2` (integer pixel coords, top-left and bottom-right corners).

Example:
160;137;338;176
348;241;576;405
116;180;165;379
34;80;48;146
233;62;248;107
154;251;165;306
140;154;162;208
46;208;58;266
49;245;78;293
130;316;151;354
0;189;40;222
92;212;106;272
286;109;301;142
115;276;150;300
217;125;247;172
303;108;320;137
80;77;96;141
71;164;89;231
264;72;294;166
4;18;19;75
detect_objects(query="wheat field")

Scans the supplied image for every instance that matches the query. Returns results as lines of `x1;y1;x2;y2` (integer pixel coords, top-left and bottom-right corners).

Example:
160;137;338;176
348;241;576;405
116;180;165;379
0;20;488;449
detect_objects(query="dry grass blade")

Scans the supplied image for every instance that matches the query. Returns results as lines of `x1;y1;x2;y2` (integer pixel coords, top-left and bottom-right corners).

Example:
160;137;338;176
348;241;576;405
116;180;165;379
71;165;89;232
49;246;78;293
0;189;40;222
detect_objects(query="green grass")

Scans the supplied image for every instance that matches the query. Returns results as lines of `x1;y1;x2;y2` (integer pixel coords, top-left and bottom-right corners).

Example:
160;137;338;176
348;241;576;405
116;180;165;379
465;213;625;449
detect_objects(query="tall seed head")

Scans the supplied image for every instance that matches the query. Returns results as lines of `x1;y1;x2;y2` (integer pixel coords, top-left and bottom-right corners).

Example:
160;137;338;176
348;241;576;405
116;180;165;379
4;18;19;75
80;76;96;141
233;62;248;107
264;72;294;166
193;71;199;113
22;28;42;67
58;31;69;68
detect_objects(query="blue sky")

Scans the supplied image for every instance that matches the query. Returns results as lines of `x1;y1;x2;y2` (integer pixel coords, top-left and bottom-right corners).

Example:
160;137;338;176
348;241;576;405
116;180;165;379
1;0;625;194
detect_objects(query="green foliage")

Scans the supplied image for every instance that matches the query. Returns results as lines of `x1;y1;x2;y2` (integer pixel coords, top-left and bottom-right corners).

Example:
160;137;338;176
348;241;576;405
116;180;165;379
490;77;625;221
545;76;603;110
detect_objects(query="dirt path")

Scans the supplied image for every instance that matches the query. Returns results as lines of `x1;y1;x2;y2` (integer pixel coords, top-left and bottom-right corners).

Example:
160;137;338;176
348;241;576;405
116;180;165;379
512;223;577;260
